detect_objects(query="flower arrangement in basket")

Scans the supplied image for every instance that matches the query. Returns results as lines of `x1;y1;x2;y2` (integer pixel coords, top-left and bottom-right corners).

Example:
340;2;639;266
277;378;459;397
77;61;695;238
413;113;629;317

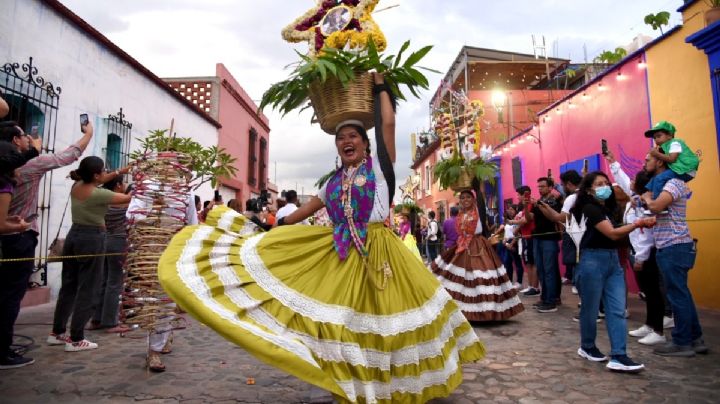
260;0;437;133
432;99;497;191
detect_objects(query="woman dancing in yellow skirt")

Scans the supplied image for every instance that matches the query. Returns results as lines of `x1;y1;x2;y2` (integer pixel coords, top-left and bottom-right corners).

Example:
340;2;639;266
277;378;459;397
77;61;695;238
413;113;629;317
158;74;484;403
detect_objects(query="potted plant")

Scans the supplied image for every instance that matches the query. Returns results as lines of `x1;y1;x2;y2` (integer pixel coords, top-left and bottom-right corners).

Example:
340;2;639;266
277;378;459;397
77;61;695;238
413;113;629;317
131;129;238;190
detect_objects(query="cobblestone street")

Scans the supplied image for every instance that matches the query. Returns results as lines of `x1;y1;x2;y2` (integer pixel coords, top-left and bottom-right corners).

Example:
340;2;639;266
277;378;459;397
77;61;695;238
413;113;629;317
2;286;719;403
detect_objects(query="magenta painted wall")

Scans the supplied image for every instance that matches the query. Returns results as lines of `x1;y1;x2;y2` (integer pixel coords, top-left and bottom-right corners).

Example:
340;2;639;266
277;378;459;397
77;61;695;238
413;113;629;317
216;63;271;202
496;54;652;291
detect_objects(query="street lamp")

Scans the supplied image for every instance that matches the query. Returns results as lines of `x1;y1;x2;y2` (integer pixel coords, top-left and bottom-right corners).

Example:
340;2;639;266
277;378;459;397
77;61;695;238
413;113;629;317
491;90;507;124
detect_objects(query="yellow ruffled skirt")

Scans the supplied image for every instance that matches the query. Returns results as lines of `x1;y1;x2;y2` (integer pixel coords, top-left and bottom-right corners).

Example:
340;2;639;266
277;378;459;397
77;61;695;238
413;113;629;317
159;207;485;403
401;234;423;264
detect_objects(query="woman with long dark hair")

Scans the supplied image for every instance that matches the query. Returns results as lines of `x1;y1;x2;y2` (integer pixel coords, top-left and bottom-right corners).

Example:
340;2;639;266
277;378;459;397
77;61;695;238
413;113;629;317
432;190;524;321
47;156;131;352
570;171;654;373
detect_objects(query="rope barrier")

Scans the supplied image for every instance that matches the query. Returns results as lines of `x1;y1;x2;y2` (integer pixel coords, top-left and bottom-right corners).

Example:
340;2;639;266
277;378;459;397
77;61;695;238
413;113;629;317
1;218;717;264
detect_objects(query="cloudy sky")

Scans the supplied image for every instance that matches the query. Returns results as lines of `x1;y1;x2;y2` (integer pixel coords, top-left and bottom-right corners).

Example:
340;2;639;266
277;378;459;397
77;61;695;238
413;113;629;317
61;0;683;197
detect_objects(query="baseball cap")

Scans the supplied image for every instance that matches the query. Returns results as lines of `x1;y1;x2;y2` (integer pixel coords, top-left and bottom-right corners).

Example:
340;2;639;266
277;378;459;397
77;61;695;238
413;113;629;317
644;121;676;138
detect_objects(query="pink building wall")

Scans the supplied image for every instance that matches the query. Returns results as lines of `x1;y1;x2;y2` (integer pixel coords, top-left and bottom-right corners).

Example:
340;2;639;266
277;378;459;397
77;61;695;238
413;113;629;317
496;54;652;290
216;63;271;202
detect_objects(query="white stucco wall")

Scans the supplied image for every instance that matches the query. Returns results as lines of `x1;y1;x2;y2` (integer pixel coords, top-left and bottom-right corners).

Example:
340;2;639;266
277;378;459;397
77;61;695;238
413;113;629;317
1;0;219;296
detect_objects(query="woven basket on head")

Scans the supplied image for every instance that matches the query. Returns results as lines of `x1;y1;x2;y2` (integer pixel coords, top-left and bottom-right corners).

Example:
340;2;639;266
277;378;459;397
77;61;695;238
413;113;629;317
308;72;374;134
450;169;474;192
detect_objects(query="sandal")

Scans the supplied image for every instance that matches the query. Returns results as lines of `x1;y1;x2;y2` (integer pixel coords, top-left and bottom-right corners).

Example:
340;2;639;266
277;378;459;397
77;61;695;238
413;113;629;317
146;351;166;372
160;332;173;354
106;324;131;333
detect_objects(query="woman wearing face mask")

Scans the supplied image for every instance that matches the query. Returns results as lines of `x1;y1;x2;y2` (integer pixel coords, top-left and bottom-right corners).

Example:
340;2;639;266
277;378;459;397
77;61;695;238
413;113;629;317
432;190;524;321
158;74;485;403
47;157;131;352
570;171;654;373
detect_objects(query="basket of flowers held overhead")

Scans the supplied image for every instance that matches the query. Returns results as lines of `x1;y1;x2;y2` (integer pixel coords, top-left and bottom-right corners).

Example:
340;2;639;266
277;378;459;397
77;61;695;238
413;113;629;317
260;0;437;133
432;100;497;191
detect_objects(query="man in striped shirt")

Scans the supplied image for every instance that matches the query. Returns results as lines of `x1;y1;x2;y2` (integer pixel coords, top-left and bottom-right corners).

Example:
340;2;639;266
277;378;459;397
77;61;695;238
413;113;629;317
642;150;707;358
0;121;93;369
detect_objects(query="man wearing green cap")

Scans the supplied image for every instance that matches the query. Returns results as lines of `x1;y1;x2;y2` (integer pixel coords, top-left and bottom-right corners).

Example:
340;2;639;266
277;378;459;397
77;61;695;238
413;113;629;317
644;121;699;199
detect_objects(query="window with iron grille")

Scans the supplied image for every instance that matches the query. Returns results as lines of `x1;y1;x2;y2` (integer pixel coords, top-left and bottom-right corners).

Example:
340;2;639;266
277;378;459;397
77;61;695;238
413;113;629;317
259;137;267;190
102;109;132;171
248;128;257;186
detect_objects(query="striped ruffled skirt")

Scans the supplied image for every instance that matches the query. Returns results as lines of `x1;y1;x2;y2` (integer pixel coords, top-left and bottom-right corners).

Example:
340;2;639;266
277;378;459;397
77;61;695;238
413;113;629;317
158;207;485;403
432;236;524;321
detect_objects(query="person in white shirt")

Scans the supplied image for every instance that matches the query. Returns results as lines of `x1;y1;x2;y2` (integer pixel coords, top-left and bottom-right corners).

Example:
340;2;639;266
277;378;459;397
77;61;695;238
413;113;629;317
426;210;439;262
605;150;672;345
276;190;308;225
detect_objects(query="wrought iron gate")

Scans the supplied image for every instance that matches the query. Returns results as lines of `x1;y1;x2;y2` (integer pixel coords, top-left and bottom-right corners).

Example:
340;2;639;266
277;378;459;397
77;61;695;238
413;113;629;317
1;57;61;285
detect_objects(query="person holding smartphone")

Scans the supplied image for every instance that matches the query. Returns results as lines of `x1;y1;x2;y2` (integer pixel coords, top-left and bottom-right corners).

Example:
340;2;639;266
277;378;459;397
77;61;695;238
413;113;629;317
47;156;131;352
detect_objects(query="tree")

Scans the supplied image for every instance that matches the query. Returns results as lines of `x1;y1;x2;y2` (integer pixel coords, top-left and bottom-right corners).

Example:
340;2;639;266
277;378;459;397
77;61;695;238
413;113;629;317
644;11;671;35
593;47;628;65
130;129;238;190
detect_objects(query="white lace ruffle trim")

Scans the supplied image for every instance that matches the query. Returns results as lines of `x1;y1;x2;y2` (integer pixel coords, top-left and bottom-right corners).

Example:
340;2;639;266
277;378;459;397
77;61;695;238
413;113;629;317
241;232;454;336
177;227;319;367
208;239;478;370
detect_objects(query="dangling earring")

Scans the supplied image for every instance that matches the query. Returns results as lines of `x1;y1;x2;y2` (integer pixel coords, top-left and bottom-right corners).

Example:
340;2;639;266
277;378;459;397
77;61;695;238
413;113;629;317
335;156;340;169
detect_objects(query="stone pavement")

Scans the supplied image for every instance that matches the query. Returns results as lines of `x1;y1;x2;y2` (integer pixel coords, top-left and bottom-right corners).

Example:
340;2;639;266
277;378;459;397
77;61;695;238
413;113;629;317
2;286;719;403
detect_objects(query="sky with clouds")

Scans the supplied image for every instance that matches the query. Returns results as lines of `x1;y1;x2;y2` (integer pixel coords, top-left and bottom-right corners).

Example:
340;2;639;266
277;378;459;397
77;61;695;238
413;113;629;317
60;0;684;197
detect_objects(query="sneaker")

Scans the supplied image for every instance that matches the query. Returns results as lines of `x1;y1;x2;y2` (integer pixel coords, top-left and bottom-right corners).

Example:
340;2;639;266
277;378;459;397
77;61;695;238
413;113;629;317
513;282;522;289
653;343;695;357
629;325;653;338
625;309;630;319
638;332;666;346
577;347;608;362
663;316;675;329
537;303;558;313
573;314;601;323
0;352;35;369
64;339;98;352
638;292;646;301
523;288;540;297
572;286;578;295
561;277;570;284
47;333;71;346
598;311;605;319
606;355;645;373
692;338;709;354
520;287;532;294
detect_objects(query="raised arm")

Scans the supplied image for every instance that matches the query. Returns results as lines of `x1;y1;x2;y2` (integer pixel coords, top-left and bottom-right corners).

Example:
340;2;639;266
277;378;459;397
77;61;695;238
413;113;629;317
280;196;324;225
76;121;94;153
374;73;396;163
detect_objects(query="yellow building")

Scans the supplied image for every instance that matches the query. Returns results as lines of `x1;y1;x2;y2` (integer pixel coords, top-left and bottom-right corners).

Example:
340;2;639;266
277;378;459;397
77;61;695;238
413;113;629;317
646;0;720;308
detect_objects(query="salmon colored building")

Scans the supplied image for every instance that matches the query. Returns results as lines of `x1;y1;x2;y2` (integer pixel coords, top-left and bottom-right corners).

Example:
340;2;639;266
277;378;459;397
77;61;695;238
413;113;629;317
166;63;272;204
491;0;720;308
411;47;574;223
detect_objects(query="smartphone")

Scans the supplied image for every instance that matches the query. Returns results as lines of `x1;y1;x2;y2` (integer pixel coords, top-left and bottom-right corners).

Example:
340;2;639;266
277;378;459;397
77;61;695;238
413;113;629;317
80;113;89;131
214;190;222;202
601;139;609;155
30;125;40;139
24;213;39;223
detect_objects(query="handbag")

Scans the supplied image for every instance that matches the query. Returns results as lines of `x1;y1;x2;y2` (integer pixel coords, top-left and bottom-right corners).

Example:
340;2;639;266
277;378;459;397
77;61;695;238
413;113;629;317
47;196;70;263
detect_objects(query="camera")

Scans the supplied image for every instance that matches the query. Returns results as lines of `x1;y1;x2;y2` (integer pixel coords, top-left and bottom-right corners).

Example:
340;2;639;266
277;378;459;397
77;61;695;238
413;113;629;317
246;190;270;214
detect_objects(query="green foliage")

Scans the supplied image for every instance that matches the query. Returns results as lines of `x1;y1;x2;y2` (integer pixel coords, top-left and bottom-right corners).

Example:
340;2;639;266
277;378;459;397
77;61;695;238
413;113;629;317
393;202;423;215
593;47;628;65
433;152;498;190
131;129;238;190
260;40;439;116
644;11;671;34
